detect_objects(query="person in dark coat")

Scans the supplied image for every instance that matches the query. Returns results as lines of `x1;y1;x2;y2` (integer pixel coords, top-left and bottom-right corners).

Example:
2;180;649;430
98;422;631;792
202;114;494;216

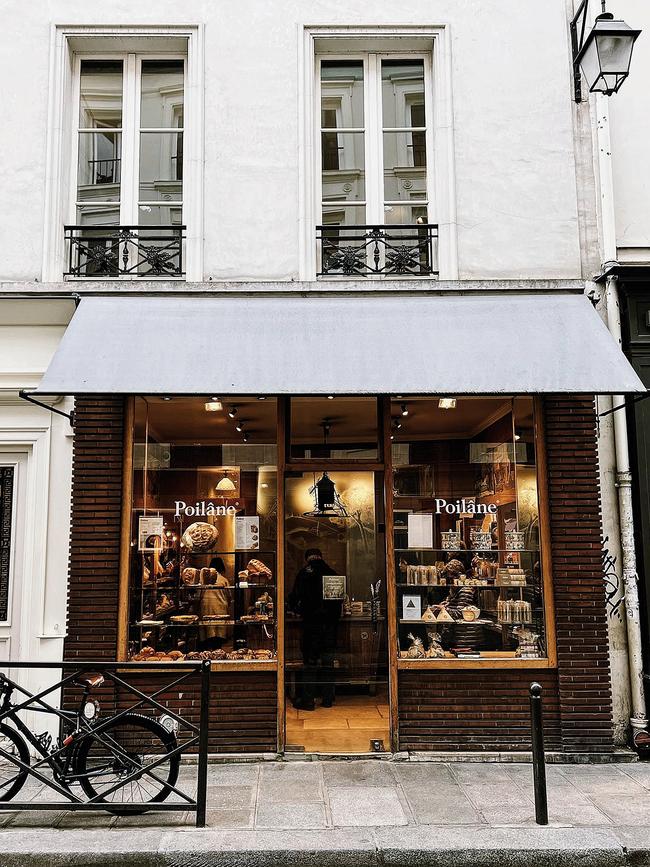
288;548;341;710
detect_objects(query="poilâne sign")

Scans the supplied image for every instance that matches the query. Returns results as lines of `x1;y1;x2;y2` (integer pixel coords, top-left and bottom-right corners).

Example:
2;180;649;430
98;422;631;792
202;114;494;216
434;498;497;516
174;500;237;518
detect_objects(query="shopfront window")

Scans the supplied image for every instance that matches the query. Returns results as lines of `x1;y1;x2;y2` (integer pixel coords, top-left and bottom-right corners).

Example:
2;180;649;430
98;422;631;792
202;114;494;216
127;397;277;665
392;397;548;662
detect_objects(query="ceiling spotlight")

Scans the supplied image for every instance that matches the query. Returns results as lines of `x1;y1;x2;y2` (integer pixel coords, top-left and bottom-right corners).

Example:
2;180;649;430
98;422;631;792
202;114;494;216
162;396;172;401
235;421;244;432
514;432;521;441
242;433;249;443
228;406;238;418
392;419;402;430
327;395;334;400
438;398;457;410
257;396;267;400
204;400;223;412
401;403;409;417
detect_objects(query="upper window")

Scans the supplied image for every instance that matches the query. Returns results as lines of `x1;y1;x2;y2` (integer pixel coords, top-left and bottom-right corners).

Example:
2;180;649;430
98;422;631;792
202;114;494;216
68;54;186;278
317;54;437;277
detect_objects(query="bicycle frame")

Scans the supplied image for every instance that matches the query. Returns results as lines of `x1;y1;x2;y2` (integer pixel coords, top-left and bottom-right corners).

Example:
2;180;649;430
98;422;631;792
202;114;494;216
0;673;96;784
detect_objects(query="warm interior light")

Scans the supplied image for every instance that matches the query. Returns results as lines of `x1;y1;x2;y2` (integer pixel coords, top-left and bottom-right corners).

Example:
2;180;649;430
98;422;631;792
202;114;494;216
401;403;409;417
204;401;223;412
228;406;238;418
438;398;457;409
215;471;236;492
235;422;244;432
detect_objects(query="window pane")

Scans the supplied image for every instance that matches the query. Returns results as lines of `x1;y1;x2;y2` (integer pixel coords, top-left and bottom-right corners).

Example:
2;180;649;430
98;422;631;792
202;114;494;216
139;132;183;201
322;131;365;201
77;132;121;200
140;60;184;128
383;203;428;225
290;398;378;460
137;204;183;225
79;60;123;128
381;59;425;128
320;204;366;226
321;60;364;129
129;397;278;664
391;397;547;662
383;131;427;202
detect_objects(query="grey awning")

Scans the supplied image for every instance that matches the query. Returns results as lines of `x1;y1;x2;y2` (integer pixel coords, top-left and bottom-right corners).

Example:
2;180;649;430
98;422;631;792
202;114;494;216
35;292;646;395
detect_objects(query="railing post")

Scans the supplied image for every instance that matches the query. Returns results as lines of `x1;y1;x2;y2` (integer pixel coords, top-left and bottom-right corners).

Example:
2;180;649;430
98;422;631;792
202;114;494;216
196;660;211;828
529;681;548;825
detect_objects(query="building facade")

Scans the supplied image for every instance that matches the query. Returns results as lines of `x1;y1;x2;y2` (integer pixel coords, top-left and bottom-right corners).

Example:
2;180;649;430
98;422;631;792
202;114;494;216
0;0;645;757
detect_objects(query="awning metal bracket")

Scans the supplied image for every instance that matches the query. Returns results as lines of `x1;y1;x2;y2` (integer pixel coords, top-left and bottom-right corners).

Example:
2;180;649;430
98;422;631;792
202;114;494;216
598;393;650;418
18;390;75;427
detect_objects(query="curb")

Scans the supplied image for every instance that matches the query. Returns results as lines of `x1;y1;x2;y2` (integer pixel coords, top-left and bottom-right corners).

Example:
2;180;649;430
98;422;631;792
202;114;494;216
0;827;649;867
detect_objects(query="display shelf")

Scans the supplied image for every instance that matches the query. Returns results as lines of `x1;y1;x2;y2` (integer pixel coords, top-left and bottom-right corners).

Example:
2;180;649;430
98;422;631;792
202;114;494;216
395;548;539;554
135;619;275;628
144;584;276;592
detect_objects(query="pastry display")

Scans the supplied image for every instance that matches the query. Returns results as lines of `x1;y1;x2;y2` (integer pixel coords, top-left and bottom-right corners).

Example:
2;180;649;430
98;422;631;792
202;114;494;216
404;633;426;659
421;605;437;622
181;567;199;585
435;607;454;623
170;614;199;624
246;559;272;578
425;630;446;658
181;522;219;552
460;605;481;622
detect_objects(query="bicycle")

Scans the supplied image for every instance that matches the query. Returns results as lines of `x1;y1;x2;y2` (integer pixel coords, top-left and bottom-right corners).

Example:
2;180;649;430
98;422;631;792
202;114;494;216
0;671;180;813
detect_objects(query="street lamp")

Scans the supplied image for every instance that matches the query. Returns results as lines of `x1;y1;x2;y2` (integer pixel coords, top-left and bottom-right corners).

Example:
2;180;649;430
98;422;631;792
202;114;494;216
571;1;641;101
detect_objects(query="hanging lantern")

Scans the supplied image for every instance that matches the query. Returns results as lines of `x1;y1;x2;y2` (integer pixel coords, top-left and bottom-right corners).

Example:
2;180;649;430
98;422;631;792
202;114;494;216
571;2;641;100
303;471;350;518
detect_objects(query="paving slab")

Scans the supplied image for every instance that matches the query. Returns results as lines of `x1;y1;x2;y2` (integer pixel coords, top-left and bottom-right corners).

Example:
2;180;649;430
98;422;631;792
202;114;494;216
259;761;323;802
328;785;408;827
323;759;396;787
255;801;327;829
204;808;254;829
206;784;255;809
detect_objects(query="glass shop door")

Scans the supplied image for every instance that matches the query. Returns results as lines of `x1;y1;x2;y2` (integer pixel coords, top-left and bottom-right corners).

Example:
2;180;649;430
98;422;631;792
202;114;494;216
283;470;390;753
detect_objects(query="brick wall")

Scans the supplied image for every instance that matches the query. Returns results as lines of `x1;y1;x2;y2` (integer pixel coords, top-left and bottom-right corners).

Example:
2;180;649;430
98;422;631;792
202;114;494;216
545;395;614;753
398;396;614;754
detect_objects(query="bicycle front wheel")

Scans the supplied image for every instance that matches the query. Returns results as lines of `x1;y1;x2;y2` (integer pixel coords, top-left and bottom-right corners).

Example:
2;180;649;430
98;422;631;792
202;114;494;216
75;713;179;812
0;724;30;801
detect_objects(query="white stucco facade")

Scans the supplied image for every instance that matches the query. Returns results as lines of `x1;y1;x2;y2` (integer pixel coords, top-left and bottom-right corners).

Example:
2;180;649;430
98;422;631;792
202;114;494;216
0;0;586;284
0;300;74;700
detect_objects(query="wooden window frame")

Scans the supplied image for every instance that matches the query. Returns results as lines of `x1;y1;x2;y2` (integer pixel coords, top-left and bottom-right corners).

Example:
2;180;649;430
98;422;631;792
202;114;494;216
117;394;557;757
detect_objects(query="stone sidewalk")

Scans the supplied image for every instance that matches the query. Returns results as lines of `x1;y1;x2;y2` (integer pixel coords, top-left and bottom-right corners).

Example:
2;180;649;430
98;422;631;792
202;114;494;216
2;760;650;865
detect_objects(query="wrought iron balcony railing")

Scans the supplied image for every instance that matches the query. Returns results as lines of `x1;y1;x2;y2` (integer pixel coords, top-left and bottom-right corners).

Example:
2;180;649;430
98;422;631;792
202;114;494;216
64;225;185;278
317;223;438;277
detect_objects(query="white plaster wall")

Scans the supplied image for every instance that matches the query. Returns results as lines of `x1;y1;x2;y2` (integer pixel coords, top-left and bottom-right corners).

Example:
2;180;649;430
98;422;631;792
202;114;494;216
0;300;74;681
608;0;650;256
0;0;583;281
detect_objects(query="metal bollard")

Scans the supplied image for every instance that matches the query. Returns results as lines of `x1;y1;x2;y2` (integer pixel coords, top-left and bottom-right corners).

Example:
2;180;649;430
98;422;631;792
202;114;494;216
196;660;211;828
529;682;548;825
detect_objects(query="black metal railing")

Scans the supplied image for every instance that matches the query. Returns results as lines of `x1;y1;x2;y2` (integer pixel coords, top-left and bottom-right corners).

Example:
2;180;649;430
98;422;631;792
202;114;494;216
64;225;185;278
317;223;438;277
0;660;210;826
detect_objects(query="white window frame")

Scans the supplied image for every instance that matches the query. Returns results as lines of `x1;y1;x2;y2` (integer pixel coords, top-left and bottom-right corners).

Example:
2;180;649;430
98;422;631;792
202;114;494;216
70;51;186;229
42;25;204;281
299;26;457;281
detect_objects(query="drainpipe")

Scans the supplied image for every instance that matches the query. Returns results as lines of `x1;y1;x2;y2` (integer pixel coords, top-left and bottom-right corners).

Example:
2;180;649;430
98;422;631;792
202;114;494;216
595;92;648;746
604;273;648;746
